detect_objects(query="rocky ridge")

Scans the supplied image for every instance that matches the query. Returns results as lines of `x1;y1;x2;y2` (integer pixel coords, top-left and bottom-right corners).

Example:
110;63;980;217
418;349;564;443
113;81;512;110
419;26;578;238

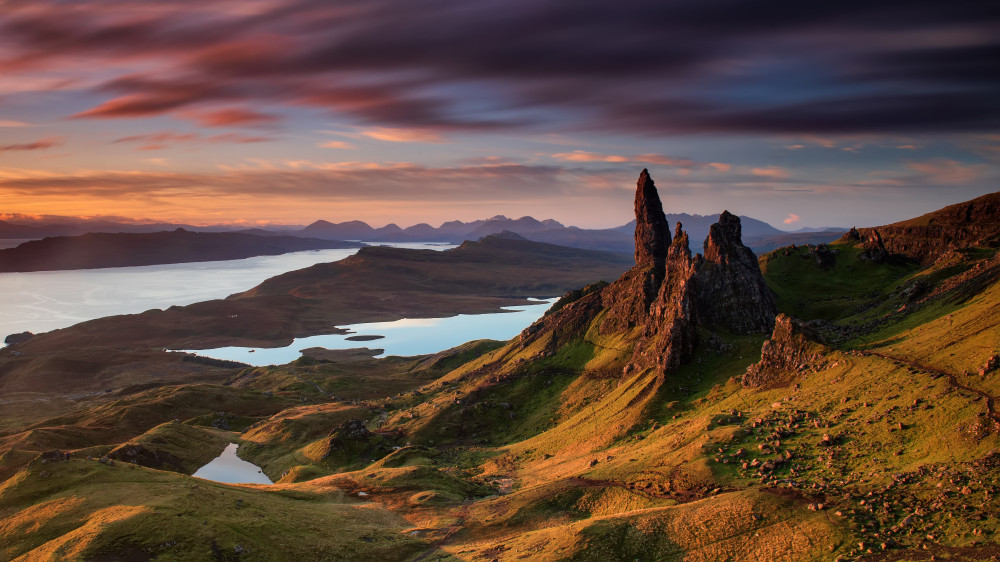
521;169;776;376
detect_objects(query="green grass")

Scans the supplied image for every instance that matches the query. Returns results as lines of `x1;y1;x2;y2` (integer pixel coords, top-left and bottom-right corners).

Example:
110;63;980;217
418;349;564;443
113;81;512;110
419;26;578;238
761;243;920;323
0;459;425;561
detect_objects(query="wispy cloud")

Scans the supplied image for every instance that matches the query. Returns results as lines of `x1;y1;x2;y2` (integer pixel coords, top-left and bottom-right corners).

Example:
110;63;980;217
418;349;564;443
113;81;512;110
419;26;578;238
904;159;986;184
184;107;280;128
549;151;729;171
0;137;61;154
0;120;35;127
113;130;273;150
317;140;356;149
357;127;445;143
750;166;790;180
783;213;801;225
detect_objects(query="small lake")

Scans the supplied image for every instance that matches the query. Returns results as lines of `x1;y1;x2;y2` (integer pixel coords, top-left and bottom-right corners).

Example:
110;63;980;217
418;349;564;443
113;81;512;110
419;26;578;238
178;298;556;366
0;242;454;338
192;443;272;485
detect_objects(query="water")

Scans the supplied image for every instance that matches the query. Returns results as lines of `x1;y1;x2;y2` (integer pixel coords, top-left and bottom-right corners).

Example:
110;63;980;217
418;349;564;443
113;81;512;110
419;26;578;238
179;298;556;366
192;443;272;485
0;242;454;337
0;239;34;250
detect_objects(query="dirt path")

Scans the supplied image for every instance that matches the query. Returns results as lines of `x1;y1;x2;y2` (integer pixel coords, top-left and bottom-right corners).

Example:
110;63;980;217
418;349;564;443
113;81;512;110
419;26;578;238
868;352;1000;425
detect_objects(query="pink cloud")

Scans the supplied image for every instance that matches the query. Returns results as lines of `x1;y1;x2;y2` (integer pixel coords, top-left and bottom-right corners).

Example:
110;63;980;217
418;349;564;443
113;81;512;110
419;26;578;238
0;137;61;153
549;151;730;172
357;127;444;143
751;166;790;179
550;151;628;163
783;213;801;225
318;140;356;149
904;159;985;184
185;107;280;128
113;130;272;151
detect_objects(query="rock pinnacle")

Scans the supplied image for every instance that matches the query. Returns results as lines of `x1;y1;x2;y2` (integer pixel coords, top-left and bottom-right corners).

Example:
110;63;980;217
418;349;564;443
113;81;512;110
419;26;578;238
634;169;671;266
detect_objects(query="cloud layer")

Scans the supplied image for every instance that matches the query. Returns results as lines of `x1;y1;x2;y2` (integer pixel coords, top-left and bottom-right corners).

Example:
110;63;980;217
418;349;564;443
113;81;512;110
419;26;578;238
2;0;998;135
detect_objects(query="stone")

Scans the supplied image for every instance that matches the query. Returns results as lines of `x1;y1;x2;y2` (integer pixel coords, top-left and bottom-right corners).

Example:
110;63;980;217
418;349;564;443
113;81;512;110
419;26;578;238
633;168;670;267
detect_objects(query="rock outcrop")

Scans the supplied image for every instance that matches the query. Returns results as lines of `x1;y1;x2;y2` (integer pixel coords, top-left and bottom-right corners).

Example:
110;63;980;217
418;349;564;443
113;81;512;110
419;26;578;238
521;169;777;378
107;443;185;471
697;211;777;334
4;331;33;345
742;314;825;388
858;229;889;263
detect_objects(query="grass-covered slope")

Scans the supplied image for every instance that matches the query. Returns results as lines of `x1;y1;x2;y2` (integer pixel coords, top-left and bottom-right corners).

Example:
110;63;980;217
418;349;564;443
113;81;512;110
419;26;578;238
1;199;999;560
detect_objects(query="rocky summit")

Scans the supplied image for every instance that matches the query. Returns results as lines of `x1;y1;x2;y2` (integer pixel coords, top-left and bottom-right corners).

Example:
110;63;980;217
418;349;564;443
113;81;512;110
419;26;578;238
524;169;776;377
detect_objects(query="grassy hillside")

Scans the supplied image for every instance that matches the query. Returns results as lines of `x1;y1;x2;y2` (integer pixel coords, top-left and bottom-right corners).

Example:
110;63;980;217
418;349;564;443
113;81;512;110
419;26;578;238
1;214;998;559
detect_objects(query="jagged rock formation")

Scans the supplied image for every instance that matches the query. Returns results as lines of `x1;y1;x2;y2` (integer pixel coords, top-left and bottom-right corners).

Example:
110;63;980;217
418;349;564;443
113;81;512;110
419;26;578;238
742;314;826;388
522;169;777;377
627;224;699;374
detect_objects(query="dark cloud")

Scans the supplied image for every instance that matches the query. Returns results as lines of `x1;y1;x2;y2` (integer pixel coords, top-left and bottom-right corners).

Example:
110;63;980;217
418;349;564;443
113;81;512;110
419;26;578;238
2;0;999;135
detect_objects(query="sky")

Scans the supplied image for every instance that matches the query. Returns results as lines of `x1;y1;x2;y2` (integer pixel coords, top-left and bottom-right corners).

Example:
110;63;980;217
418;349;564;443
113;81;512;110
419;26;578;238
0;0;998;230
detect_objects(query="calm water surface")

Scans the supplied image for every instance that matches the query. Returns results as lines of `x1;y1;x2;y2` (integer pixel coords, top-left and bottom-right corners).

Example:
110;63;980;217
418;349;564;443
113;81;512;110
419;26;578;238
178;298;556;365
193;443;272;485
0;242;454;337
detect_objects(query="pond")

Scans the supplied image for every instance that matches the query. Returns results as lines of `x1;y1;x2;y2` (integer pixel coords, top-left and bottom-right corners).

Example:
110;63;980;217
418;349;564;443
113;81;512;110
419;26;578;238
192;443;272;485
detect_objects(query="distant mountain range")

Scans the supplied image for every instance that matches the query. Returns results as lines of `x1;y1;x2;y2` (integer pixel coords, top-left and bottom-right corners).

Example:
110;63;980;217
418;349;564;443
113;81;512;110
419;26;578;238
298;214;845;254
0;213;845;255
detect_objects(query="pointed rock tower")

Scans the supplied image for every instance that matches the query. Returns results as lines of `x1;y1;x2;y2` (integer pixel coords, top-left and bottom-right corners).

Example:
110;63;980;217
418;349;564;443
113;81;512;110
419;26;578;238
519;169;776;378
634;169;670;267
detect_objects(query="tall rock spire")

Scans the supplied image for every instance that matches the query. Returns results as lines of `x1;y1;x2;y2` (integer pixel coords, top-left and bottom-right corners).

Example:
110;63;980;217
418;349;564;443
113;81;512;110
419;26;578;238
633;169;670;266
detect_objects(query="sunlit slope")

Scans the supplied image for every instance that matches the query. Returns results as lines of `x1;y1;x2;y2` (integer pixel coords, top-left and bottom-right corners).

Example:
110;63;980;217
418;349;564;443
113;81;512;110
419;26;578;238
0;459;423;561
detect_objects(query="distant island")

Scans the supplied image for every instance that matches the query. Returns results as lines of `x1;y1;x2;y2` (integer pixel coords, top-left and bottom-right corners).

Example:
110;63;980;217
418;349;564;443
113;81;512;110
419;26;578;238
0;229;363;272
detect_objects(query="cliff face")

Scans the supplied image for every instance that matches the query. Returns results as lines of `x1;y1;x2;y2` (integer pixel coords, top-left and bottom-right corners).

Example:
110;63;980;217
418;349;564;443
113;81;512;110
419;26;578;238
522;169;776;377
852;192;1000;264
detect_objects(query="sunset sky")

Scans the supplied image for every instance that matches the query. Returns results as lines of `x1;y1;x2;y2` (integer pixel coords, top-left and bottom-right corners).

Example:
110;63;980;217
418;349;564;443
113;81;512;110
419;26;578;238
1;0;998;229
